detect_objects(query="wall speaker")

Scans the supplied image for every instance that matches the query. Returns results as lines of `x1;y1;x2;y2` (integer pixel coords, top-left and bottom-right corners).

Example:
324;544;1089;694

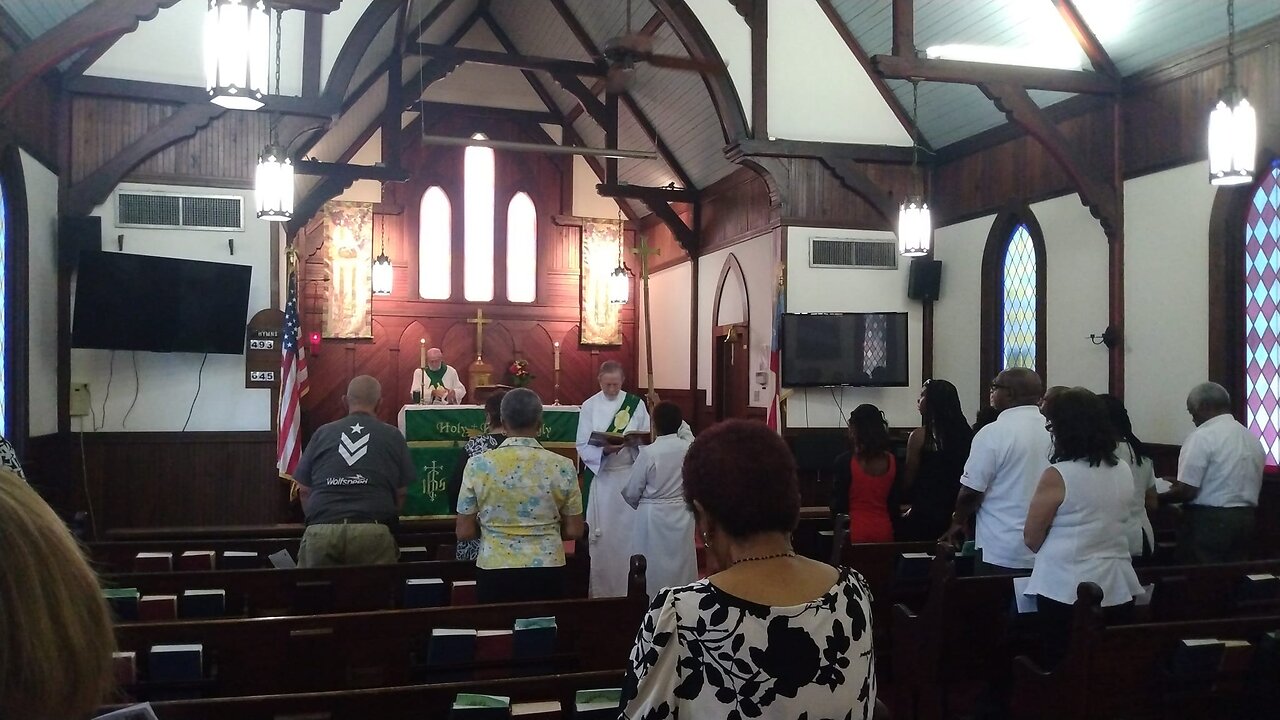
907;258;942;302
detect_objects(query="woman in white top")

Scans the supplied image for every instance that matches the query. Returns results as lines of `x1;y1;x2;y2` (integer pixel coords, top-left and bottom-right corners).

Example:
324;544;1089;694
1099;393;1158;559
1025;388;1143;667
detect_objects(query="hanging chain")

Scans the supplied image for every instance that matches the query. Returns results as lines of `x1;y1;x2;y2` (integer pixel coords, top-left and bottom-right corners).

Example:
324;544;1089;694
910;80;921;185
270;7;283;144
1226;0;1237;88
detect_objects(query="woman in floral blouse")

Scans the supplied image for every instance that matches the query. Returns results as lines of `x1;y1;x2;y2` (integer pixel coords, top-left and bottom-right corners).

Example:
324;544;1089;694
449;391;507;561
621;419;877;720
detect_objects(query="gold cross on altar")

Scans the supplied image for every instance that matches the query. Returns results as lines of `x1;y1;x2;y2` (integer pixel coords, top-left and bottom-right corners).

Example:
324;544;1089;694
467;308;492;359
630;236;661;279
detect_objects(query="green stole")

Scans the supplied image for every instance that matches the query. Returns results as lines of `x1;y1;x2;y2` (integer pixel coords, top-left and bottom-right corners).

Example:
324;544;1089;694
424;364;448;389
582;392;643;506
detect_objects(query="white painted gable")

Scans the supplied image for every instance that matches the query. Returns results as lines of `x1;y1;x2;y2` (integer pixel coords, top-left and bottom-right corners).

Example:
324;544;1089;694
321;0;375;95
686;0;752;133
767;0;912;146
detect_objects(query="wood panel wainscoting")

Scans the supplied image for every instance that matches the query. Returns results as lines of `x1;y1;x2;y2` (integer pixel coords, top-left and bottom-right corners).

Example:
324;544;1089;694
29;431;288;537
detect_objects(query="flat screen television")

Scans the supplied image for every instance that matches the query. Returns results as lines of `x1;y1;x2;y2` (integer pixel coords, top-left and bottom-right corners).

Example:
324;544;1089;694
72;250;252;355
781;312;909;387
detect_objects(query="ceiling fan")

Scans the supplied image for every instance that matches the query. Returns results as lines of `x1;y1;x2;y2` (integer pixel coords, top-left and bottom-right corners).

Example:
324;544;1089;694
601;0;721;92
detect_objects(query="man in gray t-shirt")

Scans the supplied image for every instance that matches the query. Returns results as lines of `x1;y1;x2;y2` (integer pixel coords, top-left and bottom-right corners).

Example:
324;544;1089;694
295;375;414;567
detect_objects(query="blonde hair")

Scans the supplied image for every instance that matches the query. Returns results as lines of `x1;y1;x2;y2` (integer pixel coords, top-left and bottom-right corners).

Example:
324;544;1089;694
0;470;115;719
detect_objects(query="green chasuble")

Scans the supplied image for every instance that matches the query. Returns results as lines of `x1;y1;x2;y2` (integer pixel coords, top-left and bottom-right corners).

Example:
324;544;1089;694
424;364;449;389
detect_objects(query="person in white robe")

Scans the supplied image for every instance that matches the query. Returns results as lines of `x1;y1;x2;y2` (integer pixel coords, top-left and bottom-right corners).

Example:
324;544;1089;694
410;347;467;405
576;360;650;597
622;401;696;599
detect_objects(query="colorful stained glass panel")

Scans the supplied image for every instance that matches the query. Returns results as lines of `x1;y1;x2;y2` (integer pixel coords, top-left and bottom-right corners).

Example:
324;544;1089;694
1244;162;1280;463
1002;224;1037;370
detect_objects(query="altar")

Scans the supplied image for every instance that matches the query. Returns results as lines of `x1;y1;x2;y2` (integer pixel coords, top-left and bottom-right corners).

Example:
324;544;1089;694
396;404;581;516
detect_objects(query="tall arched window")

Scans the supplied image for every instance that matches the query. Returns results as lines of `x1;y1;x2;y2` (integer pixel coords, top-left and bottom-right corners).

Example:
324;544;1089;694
419;186;451;300
981;207;1047;397
463;135;495;302
506;192;537;303
1243;161;1280;462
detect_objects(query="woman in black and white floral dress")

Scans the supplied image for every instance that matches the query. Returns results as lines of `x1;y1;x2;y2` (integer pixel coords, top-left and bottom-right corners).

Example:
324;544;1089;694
621;419;876;720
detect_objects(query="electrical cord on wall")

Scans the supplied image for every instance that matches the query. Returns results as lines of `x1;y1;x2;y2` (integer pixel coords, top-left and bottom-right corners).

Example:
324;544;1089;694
77;415;97;539
829;386;846;424
96;351;116;430
181;354;209;432
122;351;140;430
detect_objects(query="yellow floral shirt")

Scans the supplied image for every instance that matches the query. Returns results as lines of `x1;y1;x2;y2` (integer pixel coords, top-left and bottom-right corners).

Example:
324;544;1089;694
457;437;584;570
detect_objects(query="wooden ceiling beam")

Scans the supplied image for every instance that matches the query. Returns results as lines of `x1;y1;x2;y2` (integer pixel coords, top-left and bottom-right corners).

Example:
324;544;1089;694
728;137;916;164
892;0;915;57
293;160;409;181
302;11;324;97
0;0;182;111
980;82;1120;237
64;103;225;216
551;73;609;128
638;196;698;255
410;42;605;77
873;54;1119;94
322;0;400;106
405;0;460;46
597;183;699;204
64;76;339;118
411;101;562;125
559;6;665;127
1051;0;1119;79
273;0;342;12
818;156;897;224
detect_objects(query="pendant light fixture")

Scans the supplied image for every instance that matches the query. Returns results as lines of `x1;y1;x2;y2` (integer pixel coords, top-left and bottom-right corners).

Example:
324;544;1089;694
898;80;931;257
255;9;293;221
372;211;393;295
1208;0;1256;186
609;213;631;305
204;0;270;110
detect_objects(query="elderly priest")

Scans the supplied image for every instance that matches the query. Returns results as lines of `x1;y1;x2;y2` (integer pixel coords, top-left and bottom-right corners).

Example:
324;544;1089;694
411;347;467;405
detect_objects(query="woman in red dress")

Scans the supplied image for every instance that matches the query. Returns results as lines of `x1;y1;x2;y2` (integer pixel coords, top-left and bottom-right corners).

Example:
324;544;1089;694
831;404;897;543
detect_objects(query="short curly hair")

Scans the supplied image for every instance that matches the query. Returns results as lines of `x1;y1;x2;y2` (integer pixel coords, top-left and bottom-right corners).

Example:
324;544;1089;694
1043;387;1118;467
682;419;800;538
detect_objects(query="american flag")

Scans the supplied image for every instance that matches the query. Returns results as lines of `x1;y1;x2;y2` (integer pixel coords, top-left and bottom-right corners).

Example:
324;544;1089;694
766;268;785;433
276;269;309;478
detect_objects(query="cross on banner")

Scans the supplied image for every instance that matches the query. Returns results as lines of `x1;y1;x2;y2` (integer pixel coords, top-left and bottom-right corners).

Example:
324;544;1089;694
422;460;445;500
467;308;492;359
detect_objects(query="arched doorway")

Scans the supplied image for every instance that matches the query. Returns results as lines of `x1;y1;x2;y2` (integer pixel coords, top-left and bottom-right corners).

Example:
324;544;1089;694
711;253;751;422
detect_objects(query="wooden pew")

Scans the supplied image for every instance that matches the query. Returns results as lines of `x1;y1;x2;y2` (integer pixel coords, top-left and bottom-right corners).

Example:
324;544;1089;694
830;521;937;650
104;669;625;720
101;517;457;542
87;532;457;573
112;558;649;699
1010;584;1280;720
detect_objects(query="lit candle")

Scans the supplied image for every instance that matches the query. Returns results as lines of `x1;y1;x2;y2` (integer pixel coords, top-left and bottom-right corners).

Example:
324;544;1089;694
420;338;426;368
553;341;561;370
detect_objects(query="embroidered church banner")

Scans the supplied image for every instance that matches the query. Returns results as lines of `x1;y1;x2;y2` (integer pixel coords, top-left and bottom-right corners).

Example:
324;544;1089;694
322;201;373;339
580;220;623;345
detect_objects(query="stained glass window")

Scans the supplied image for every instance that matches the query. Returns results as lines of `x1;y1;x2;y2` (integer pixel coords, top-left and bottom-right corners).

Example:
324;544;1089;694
1244;161;1280;463
862;313;887;375
506;192;536;303
418;186;451;300
0;178;6;437
1002;223;1037;370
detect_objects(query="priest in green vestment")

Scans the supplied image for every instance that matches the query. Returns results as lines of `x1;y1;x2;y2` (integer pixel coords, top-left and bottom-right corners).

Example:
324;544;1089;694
410;347;467;405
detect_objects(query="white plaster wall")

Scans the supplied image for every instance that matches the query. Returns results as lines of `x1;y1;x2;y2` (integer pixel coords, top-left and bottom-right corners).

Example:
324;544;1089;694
784;227;924;427
73;183;273;432
572;157;622;219
89;0;306;96
321;0;374;94
21;152;59;437
766;0;911;145
1124;161;1214;444
637;262;693;390
686;0;751;133
698;233;777;409
930;214;987;421
1038;194;1110;392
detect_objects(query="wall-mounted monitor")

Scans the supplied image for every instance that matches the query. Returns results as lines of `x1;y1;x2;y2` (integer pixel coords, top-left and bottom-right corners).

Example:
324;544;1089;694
781;312;909;387
72;250;252;355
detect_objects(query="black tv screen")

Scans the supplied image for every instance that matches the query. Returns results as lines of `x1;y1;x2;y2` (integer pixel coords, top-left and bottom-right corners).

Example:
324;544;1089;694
781;312;909;387
72;250;252;355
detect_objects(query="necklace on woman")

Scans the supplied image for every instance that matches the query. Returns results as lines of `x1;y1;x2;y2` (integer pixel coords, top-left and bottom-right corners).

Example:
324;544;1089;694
730;550;796;566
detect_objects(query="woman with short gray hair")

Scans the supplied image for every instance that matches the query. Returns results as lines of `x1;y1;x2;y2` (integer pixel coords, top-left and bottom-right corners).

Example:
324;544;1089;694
456;388;586;602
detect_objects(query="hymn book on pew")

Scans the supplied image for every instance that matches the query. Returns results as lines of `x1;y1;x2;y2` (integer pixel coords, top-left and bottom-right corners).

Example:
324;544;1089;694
138;595;177;622
104;587;141;621
587;431;651;448
93;702;159;720
450;693;510;720
573;689;624;720
147;644;203;684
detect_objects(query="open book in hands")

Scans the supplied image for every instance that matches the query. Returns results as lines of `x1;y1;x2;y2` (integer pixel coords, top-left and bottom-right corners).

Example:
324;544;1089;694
588;431;651;448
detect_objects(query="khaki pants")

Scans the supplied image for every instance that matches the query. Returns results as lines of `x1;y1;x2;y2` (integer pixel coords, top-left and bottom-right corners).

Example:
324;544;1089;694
298;522;398;567
1176;506;1257;564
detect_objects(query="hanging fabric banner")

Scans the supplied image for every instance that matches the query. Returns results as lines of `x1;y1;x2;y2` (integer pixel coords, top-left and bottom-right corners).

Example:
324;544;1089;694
321;200;374;339
580;220;623;345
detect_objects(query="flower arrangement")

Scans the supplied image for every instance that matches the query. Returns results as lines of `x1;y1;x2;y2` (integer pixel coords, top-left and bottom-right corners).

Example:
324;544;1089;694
509;359;535;387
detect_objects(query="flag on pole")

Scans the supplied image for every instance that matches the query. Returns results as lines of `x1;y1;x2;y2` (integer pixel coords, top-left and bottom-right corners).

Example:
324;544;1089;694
276;267;309;478
766;268;785;433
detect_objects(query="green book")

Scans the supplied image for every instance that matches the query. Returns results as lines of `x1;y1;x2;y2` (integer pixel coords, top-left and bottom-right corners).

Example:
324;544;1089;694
103;587;140;600
574;688;622;719
103;587;141;621
513;616;556;630
451;694;511;720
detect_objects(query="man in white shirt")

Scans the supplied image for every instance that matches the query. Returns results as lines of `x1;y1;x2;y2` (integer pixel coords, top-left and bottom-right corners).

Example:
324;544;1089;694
576;360;650;597
943;367;1053;574
410;347;466;405
623;402;696;599
1162;382;1265;563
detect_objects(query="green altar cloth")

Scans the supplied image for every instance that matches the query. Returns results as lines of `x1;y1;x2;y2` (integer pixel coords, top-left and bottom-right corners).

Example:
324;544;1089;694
395;405;581;517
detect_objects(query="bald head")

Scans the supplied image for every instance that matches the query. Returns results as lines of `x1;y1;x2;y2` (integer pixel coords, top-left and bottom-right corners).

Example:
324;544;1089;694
991;367;1043;410
426;348;444;370
1186;382;1231;425
345;375;382;413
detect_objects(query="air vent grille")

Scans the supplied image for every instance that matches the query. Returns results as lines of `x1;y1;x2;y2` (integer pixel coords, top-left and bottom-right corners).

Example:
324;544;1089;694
810;238;898;269
117;193;243;231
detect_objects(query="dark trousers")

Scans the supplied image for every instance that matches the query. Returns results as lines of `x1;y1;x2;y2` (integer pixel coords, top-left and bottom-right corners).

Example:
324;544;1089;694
1036;596;1134;669
475;566;566;604
1176;505;1257;564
